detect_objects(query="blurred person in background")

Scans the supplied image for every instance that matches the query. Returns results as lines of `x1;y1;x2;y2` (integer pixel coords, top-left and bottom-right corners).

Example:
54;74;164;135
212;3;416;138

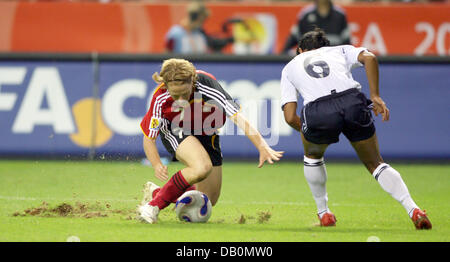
281;0;351;55
165;1;234;54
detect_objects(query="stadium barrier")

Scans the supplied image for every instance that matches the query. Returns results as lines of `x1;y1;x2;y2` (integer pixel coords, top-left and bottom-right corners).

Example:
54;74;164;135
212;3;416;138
0;2;449;56
0;53;449;160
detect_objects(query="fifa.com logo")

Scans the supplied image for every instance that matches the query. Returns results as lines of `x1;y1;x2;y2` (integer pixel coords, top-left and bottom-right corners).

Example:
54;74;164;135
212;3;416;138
162;92;288;146
0;67;292;148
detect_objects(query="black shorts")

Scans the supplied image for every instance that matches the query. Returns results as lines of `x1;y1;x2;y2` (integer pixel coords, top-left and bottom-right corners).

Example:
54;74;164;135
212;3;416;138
160;129;223;166
300;88;376;145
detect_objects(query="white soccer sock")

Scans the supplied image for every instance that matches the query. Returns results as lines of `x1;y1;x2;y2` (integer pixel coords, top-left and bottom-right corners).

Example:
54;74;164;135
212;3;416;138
372;163;419;217
304;156;329;218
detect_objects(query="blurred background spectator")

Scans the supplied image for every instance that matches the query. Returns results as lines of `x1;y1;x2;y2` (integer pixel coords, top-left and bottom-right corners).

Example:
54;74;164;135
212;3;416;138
165;0;234;54
281;0;351;55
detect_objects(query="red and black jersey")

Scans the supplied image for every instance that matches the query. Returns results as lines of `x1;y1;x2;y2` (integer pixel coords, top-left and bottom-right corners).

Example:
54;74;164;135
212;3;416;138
140;70;240;139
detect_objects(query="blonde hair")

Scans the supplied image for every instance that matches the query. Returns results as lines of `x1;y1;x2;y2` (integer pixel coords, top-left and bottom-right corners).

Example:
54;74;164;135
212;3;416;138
152;58;197;87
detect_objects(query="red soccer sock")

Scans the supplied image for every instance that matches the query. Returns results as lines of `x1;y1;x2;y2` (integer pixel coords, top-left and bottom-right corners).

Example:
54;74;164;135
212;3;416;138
152;188;160;199
150;171;192;209
152;185;196;201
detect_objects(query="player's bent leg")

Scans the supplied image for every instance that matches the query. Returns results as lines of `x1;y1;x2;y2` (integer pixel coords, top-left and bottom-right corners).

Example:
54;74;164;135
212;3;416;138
153;136;212;207
175;136;213;185
350;134;431;229
300;134;335;226
139;136;212;224
195;166;222;206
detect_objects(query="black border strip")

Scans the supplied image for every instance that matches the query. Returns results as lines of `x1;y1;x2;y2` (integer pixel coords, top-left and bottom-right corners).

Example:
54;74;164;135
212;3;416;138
0;52;449;63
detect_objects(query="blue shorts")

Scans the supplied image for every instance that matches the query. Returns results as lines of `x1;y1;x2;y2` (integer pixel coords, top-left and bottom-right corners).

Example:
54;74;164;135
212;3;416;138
300;88;376;145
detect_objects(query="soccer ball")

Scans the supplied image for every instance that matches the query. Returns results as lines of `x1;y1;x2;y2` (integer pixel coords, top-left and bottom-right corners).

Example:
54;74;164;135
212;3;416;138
175;190;212;223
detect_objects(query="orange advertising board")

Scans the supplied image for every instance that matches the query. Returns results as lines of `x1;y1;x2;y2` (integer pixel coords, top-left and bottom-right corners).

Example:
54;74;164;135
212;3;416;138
0;2;448;56
344;4;450;56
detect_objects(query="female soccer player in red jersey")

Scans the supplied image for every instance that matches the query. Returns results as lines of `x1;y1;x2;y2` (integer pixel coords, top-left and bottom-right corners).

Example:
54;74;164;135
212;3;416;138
138;58;283;223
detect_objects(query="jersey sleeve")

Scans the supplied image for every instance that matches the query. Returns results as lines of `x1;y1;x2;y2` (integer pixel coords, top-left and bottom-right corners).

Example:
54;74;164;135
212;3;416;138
280;67;299;110
140;86;165;139
342;45;368;69
196;72;240;117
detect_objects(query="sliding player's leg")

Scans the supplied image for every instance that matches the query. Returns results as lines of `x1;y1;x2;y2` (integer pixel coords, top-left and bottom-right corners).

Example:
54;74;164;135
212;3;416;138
139;136;212;223
350;134;431;229
153;135;212;207
145;134;222;205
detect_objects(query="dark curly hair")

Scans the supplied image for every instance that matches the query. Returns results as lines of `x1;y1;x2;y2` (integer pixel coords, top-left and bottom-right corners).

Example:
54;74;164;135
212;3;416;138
297;28;331;54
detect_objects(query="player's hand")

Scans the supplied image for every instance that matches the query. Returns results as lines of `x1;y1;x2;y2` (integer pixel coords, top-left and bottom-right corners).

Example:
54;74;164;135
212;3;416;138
154;163;169;181
258;146;284;168
371;96;390;122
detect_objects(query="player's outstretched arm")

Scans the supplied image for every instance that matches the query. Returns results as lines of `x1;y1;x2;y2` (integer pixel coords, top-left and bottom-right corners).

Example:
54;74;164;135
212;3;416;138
143;136;169;181
358;50;390;122
229;112;284;168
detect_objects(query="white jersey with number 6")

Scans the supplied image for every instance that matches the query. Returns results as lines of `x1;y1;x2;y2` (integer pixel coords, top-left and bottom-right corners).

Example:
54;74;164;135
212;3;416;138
281;45;368;107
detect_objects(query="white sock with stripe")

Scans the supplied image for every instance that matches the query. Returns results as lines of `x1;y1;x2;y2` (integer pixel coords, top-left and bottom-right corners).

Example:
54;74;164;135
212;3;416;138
304;156;330;218
372;163;419;218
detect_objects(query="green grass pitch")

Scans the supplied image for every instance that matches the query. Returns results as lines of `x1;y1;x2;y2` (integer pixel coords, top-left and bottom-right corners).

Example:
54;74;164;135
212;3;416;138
0;160;448;242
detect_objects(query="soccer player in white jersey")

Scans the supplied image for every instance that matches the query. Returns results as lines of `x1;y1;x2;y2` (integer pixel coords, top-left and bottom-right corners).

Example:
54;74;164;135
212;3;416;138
280;28;431;229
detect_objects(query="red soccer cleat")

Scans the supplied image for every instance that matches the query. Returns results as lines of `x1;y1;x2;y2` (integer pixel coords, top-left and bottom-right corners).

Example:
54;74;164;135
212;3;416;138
318;212;337;227
411;209;432;230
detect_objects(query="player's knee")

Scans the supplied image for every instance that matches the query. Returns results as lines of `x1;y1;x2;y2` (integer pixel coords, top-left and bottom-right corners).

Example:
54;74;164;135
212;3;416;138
192;161;213;181
304;145;326;159
304;151;324;159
